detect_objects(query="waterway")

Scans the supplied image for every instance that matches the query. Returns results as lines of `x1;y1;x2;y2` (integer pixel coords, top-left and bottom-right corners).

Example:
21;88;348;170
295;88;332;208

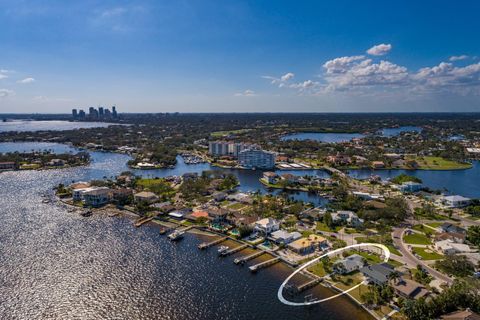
0;120;117;132
0;144;370;320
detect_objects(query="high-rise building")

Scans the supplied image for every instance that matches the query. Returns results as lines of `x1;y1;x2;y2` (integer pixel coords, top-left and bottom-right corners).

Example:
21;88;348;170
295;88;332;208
72;109;78;118
98;107;104;117
209;141;254;157
78;109;86;119
112;106;117;118
238;149;276;169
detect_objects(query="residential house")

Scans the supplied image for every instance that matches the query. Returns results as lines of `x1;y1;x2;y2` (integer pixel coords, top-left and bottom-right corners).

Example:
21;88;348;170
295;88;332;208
82;187;111;207
227;212;258;227
263;172;278;184
435;232;466;244
226;192;253;204
371;161;385;169
207;207;229;223
280;173;298;183
435;240;473;255
399;181;423;193
299;207;326;221
254;218;280;235
331;210;364;227
134;191;159;204
392;278;430;300
333;254;365;274
360;263;395;285
182;172;198;181
287;234;327;255
440;223;466;235
186;210;210;222
111;188;133;203
269;230;302;245
47;159;65;167
326;154;351;166
442;195;471;208
212;191;227;202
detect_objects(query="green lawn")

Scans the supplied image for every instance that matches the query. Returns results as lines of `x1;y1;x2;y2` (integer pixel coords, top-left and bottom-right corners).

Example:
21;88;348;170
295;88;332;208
210;129;253;137
316;222;340;232
412;224;436;236
228;202;246;210
412;247;444;260
403;232;432;245
308;262;328;277
407;156;472;170
426;222;442;228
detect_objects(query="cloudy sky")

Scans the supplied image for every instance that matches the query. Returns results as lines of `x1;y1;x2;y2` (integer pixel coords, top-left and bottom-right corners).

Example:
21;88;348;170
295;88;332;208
1;0;480;113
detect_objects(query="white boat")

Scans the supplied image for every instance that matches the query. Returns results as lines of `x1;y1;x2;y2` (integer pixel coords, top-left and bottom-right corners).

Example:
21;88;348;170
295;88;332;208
168;230;185;241
217;245;229;254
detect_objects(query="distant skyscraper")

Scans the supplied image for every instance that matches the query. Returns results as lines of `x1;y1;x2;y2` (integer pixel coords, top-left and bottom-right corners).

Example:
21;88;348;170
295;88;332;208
112;105;117;118
78;109;86;119
98;107;104;117
72;109;78;118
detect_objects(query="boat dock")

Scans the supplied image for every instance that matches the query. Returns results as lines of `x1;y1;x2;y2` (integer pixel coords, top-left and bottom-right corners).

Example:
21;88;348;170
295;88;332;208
134;216;155;227
198;236;228;249
220;244;248;257
249;257;280;272
234;250;264;264
295;278;323;294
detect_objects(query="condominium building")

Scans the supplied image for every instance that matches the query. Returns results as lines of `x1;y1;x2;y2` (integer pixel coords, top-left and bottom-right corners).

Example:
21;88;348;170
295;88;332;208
238;149;276;169
208;141;253;157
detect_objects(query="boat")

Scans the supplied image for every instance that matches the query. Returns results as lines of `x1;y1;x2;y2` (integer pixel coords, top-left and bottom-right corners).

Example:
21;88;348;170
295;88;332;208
159;227;169;235
217;245;229;254
42;199;50;204
168;230;185;241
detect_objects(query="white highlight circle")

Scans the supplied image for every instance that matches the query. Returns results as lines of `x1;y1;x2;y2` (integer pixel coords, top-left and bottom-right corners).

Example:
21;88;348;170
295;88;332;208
277;243;390;306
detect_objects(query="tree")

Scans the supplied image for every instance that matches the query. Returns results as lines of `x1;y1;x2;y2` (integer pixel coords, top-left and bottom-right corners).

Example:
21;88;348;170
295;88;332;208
434;254;474;277
323;211;334;229
467;225;480;247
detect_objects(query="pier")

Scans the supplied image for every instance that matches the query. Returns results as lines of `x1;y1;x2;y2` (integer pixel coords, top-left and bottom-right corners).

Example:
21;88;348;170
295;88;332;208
295;278;323;294
220;244;248;256
198;236;228;250
234;250;264;264
134;216;154;227
249;257;280;272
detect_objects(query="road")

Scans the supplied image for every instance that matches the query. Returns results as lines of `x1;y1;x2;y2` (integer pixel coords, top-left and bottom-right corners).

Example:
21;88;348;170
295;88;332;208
392;227;453;284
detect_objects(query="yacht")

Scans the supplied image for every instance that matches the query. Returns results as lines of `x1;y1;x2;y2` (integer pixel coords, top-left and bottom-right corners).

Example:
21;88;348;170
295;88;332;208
217;245;229;254
168;230;185;241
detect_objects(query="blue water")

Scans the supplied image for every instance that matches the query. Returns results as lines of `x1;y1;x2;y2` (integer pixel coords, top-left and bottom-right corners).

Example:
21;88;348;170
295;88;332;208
0;120;117;132
0;142;78;154
348;162;480;198
380;126;422;137
281;132;365;143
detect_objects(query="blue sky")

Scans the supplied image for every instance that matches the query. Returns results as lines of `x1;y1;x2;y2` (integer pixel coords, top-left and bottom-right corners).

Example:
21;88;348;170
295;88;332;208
0;0;480;113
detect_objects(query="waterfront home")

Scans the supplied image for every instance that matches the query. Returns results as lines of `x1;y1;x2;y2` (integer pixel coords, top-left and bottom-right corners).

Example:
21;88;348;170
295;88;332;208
280;173;298;183
371;161;385;169
331;210;364;227
112;188;133;202
439;222;467;235
441;195;471;208
287;234;327;255
435;232;466;244
360;263;395;285
70;181;90;190
0;161;16;171
227;212;258;227
299;207;326;221
434;239;473;255
212;191;227;202
391;278;430;300
333;254;365;274
226;192;253;204
269;230;302;245
352;191;383;200
207;207;229;223
182;172;198;181
47;159;65;167
353;155;368;166
326;154;351;166
399;181;423;193
134;191;159;204
82;187;111;207
254;218;280;235
263;172;278;184
169;208;192;219
72;186;100;201
440;309;480;320
186;210;209;222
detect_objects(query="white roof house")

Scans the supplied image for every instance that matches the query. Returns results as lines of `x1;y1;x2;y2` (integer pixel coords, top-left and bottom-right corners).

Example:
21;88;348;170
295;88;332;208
269;230;301;244
442;195;471;208
331;211;364;227
333;254;365;274
254;218;280;234
435;239;473;255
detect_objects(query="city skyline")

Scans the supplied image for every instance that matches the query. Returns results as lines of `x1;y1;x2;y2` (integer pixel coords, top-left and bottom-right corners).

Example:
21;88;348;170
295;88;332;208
1;0;480;113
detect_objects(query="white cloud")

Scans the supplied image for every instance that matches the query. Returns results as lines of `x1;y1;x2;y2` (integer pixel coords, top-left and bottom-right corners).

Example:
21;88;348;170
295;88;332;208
234;89;256;96
366;43;392;56
17;77;35;84
323;56;365;74
449;55;469;61
0;89;14;98
262;72;295;87
0;74;7;80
